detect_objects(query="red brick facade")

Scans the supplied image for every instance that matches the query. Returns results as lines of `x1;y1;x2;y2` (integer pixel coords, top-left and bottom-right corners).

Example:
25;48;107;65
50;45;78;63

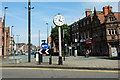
69;5;120;57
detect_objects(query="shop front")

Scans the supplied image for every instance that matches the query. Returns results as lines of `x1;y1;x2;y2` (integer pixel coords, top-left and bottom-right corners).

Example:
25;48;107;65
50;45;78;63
85;38;93;56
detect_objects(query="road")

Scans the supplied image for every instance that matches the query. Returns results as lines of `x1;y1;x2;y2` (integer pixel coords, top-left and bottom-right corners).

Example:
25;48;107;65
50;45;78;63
1;67;119;78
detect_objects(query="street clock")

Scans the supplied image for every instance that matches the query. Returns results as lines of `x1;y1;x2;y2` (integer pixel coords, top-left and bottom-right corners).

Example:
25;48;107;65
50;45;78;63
53;14;65;26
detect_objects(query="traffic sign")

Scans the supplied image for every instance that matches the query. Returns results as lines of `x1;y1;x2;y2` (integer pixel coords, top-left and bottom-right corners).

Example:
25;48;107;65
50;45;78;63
41;43;48;49
38;49;52;55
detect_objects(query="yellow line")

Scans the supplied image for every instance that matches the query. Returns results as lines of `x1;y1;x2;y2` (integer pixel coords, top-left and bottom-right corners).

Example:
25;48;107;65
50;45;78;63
0;67;119;73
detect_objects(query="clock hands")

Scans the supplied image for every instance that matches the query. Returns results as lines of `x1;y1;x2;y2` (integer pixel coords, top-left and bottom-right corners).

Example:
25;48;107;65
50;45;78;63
59;19;62;22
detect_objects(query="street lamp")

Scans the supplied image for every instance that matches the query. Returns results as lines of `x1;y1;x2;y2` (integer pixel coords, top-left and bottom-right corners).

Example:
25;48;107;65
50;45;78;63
46;23;48;44
25;0;34;62
16;35;20;54
63;29;67;61
2;7;8;57
38;30;40;49
11;26;14;55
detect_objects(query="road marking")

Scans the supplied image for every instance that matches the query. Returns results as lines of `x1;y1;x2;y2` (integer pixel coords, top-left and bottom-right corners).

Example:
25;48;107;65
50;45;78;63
0;67;119;73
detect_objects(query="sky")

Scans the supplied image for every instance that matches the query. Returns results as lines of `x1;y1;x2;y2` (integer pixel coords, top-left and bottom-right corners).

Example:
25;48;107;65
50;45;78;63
0;1;119;46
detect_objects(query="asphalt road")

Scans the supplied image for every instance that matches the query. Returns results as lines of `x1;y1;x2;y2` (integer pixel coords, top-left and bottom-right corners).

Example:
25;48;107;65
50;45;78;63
1;67;119;78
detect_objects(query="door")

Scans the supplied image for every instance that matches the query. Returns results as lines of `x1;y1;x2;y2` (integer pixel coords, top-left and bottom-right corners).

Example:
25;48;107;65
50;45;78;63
111;45;118;57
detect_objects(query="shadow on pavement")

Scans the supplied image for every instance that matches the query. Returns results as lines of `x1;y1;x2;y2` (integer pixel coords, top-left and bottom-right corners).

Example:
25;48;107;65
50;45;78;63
98;57;120;60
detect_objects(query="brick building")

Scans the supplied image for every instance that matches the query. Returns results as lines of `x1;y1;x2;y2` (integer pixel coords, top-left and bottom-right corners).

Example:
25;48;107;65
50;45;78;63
0;15;10;56
69;5;120;57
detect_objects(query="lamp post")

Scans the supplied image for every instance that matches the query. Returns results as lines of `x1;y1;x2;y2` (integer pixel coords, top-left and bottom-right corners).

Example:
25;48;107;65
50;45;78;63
38;30;40;49
25;0;34;62
11;26;14;55
16;35;20;54
2;7;8;56
46;23;48;44
63;29;67;61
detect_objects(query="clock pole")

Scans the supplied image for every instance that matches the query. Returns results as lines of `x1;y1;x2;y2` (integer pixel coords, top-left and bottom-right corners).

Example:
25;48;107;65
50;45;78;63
53;14;65;65
58;26;62;65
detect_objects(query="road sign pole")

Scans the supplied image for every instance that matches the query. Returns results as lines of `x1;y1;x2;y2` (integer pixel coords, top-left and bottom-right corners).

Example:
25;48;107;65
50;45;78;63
49;49;52;64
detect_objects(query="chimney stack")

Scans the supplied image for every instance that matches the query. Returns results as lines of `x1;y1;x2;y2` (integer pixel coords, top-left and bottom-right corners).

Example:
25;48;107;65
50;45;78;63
103;5;112;16
86;9;92;17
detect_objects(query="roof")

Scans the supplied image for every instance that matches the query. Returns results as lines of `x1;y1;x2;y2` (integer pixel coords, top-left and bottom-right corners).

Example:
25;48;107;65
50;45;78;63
16;43;26;46
69;6;120;26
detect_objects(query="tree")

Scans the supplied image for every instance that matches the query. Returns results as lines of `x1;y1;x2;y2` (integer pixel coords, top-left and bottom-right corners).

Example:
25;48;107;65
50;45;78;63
51;24;70;51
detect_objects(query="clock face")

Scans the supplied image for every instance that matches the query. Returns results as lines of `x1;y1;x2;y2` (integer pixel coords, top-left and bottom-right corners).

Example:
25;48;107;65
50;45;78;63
53;14;65;26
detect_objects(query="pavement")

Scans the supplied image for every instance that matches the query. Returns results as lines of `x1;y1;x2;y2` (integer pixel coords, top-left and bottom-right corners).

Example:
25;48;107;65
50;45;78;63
0;55;120;70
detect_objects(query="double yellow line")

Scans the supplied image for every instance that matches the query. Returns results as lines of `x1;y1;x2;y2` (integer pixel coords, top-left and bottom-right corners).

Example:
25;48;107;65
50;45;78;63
0;67;119;73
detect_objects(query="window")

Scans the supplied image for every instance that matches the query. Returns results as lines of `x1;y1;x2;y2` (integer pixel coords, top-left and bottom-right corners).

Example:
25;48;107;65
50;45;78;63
109;17;114;21
84;32;86;39
72;34;74;42
77;32;79;41
108;29;111;35
74;25;76;30
114;30;117;35
88;31;89;38
80;22;82;27
87;19;89;24
119;28;120;34
81;32;83;39
72;26;73;31
111;29;114;35
75;33;76;39
76;23;78;29
83;20;86;26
